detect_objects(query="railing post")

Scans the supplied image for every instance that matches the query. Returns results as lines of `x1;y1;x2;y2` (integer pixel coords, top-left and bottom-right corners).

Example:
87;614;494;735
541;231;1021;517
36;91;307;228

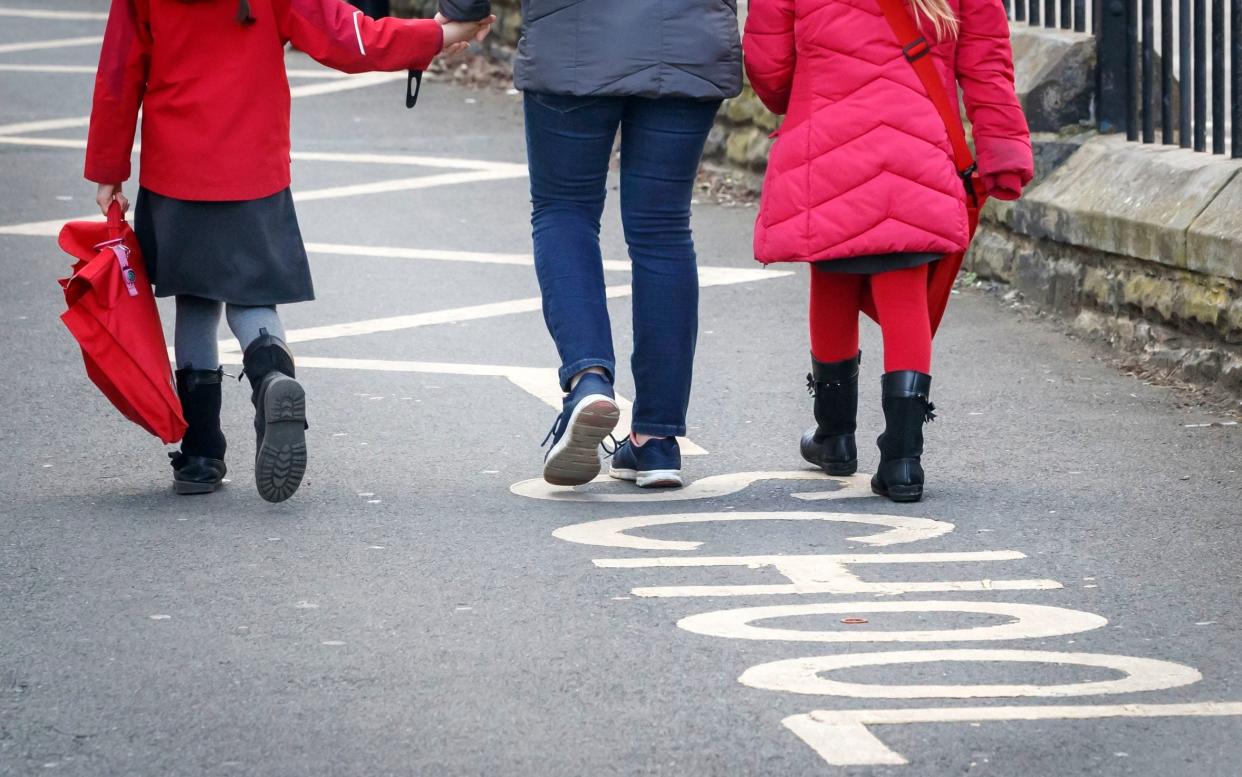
1097;0;1132;133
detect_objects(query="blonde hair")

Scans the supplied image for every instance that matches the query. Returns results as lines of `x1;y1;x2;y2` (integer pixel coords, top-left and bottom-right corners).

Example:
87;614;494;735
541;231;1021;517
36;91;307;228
910;0;960;39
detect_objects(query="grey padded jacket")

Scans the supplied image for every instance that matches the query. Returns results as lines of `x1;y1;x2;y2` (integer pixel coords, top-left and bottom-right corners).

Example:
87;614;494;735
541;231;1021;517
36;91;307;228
513;0;743;100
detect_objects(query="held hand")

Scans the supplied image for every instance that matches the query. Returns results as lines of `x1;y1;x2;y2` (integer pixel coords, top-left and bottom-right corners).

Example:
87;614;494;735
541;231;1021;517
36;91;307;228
435;13;496;55
95;183;129;217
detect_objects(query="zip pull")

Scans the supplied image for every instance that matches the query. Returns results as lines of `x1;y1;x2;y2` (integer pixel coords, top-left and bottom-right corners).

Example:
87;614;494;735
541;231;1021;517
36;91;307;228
406;69;423;109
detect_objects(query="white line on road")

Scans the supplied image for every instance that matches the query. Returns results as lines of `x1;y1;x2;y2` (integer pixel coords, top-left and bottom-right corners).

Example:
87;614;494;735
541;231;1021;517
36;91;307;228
0;135;529;176
210;354;710;455
0;8;107;20
292;169;525;202
0;35;102;55
231;266;785;349
786;703;1242;766
0;70;421;139
0;167;529;237
287;70;405;98
0;63;348;79
0;115;90;135
596;548;1065;598
740;649;1203;699
306;242;633;271
513;469;869;503
555;511;950;551
677;601;1107;643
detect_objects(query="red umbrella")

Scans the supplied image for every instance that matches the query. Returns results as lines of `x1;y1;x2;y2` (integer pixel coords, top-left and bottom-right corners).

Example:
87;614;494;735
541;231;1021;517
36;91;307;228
58;202;186;444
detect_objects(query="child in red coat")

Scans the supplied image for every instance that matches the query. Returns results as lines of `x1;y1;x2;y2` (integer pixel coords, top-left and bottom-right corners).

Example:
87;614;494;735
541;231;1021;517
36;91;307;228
745;0;1032;502
86;0;491;501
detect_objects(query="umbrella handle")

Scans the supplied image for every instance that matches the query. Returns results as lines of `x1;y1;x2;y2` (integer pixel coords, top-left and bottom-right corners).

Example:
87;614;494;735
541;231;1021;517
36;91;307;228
107;199;125;240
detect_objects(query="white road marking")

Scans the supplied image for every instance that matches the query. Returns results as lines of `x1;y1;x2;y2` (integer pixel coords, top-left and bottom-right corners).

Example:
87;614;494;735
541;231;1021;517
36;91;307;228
0;8;107;20
784;703;1242;766
219;266;784;349
0;35;101;54
1;168;529;237
0;135;90;149
208;355;709;455
305;242;629;272
635;579;1063;598
0;63;348;78
0;115;90;135
287;70;405;98
677;601;1107;643
292;168;525;202
554;511;951;551
739;649;1202;699
595;549;1063;598
290;153;528;173
0;70;419;140
513;469;869;503
0;135;529;177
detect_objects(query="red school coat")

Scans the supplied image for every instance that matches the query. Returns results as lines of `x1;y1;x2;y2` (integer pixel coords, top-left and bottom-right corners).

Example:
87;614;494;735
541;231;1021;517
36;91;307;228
85;0;444;201
743;0;1033;266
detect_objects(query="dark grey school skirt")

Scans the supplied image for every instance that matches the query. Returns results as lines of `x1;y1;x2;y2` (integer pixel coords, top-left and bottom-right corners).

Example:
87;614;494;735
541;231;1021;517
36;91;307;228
135;187;314;306
814;252;941;274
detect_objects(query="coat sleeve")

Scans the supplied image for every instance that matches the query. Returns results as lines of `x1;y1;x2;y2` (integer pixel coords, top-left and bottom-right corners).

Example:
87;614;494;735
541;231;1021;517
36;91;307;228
743;0;797;115
276;0;444;73
84;0;150;185
955;0;1034;196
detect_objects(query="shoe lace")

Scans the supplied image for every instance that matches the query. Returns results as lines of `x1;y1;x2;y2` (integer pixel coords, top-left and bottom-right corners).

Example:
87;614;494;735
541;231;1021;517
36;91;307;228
922;398;937;423
540;413;563;448
600;434;622;458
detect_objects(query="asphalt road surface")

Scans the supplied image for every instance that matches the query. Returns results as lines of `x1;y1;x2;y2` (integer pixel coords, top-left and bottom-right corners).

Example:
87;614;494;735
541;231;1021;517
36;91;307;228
2;4;1241;776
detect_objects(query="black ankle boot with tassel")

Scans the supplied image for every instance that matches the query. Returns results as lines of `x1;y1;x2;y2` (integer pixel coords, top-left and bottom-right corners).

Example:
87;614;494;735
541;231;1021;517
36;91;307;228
171;367;227;495
800;353;860;476
872;371;935;503
242;330;307;503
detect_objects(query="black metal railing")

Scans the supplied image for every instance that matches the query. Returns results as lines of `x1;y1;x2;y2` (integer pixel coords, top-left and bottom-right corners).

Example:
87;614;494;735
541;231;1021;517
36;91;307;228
1007;0;1239;157
1006;0;1093;32
1096;0;1239;155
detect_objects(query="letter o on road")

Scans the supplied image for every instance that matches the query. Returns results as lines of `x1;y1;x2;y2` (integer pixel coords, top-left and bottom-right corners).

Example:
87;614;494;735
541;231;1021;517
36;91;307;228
678;601;1107;643
739;649;1202;698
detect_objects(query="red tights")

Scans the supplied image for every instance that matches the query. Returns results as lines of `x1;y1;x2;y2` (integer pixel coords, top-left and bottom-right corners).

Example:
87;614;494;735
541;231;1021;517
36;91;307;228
809;264;932;373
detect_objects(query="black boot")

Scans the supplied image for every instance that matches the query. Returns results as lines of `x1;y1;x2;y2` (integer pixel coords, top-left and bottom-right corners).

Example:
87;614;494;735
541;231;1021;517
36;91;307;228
800;353;860;476
242;330;307;503
171;367;228;495
872;371;935;503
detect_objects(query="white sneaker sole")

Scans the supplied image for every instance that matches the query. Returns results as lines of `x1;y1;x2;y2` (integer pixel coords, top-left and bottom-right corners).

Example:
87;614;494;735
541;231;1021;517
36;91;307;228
609;466;685;489
542;394;620;487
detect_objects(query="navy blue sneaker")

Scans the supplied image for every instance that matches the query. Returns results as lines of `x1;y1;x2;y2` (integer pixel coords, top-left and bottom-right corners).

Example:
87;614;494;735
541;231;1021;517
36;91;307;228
609;437;683;488
541;373;620;486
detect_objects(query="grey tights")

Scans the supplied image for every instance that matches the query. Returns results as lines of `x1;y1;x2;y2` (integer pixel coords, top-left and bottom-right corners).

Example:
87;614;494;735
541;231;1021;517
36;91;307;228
174;295;287;371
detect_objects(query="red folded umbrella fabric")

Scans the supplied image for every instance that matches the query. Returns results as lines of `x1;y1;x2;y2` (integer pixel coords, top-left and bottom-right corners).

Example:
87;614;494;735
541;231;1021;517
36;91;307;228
58;202;186;444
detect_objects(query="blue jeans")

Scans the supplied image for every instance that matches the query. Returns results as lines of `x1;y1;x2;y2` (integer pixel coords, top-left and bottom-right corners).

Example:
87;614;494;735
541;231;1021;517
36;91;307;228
524;92;721;438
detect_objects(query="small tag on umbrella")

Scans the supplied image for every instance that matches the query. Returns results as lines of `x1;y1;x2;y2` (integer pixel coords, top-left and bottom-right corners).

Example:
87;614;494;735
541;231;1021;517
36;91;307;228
110;245;139;297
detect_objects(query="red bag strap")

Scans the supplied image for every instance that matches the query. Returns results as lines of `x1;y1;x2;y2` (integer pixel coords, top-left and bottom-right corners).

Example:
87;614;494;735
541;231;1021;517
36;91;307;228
875;0;976;178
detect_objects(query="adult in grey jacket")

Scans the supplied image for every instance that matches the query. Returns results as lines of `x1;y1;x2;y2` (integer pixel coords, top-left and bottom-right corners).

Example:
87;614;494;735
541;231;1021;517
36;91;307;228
524;0;742;490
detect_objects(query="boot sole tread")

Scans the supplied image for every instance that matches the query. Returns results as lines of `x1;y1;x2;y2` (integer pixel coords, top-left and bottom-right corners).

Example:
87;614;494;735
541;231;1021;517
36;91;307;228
256;377;307;503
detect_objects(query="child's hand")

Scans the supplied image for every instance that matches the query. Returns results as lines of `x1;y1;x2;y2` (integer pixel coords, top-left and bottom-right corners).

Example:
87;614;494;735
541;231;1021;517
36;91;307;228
435;13;495;56
95;183;129;216
982;171;1026;201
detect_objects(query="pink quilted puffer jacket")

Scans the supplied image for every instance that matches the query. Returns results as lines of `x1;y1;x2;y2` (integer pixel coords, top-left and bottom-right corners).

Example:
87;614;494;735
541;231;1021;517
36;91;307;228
744;0;1033;265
